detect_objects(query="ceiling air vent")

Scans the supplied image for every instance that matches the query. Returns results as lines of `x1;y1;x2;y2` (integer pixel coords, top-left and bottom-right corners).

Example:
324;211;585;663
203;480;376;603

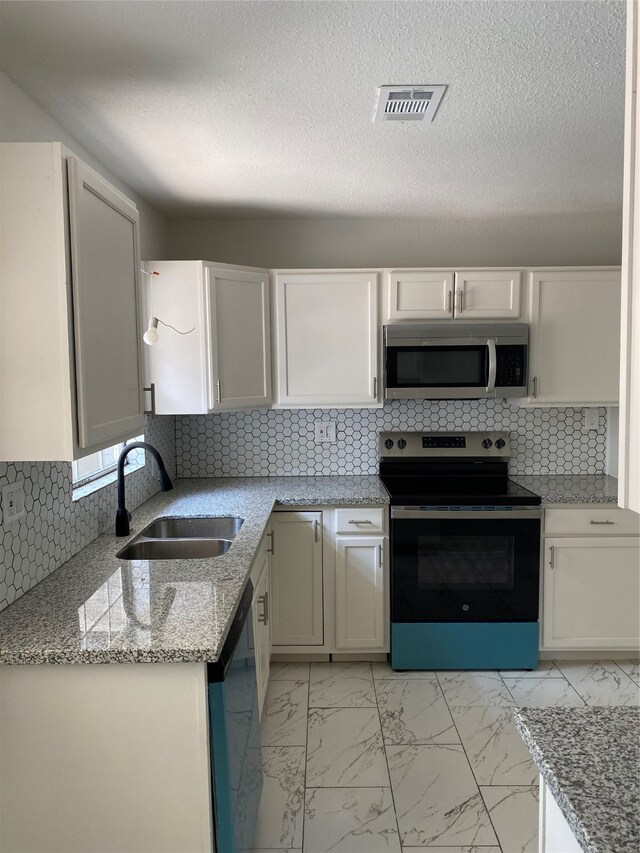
374;85;447;123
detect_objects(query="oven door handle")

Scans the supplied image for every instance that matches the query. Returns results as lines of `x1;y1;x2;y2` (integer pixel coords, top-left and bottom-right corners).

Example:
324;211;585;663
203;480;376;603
486;339;497;394
391;508;542;520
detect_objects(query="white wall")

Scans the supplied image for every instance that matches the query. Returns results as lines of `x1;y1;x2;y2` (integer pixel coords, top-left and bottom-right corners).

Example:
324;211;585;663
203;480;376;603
0;72;168;259
167;211;622;269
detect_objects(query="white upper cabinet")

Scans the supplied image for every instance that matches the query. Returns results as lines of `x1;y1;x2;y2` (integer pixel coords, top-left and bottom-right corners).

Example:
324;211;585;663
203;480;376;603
387;270;454;319
144;261;271;414
272;270;380;407
0;143;145;462
453;270;521;319
386;268;521;321
525;269;621;406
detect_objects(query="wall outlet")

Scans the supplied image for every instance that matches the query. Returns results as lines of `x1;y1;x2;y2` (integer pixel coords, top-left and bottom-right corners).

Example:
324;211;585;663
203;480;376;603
583;408;601;431
314;421;337;443
2;479;26;525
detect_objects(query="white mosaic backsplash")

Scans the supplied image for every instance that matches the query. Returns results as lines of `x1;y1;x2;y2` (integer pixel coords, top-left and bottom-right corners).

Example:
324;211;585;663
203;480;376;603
176;400;608;478
0;416;176;613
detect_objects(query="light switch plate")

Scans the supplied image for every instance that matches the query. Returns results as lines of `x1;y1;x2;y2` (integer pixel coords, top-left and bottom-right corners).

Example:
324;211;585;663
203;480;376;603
314;421;337;443
583;409;601;431
2;479;26;525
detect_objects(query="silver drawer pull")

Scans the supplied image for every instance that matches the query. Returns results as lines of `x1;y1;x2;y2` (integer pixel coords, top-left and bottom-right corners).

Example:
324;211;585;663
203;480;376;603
549;546;555;569
348;519;373;524
589;520;615;525
258;593;269;625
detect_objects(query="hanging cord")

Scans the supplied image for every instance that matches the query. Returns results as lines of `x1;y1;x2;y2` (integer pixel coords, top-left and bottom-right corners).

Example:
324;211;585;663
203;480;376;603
140;268;195;336
158;319;195;335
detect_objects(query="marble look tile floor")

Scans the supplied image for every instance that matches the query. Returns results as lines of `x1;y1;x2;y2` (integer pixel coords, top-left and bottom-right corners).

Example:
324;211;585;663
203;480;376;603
252;659;639;852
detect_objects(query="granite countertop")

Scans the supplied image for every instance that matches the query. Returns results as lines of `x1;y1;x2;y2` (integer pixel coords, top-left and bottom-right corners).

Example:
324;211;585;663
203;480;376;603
0;476;388;666
515;706;640;853
510;474;618;505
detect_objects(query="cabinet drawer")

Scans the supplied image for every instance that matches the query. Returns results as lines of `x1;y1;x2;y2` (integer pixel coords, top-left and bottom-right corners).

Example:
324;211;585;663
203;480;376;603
545;507;640;536
335;508;385;534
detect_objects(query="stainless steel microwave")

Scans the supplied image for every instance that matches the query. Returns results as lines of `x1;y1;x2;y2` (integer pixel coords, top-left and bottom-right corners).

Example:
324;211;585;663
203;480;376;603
384;323;529;399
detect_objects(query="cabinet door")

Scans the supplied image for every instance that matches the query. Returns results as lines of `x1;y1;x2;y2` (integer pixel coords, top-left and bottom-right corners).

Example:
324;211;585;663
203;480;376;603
454;270;521;319
207;267;271;410
252;546;271;718
274;272;379;406
542;537;640;649
387;270;454;320
270;512;324;646
67;157;145;450
527;270;621;405
335;535;387;651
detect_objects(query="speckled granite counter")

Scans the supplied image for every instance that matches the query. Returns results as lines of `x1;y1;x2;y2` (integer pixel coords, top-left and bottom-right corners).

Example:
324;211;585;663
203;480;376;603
0;477;388;666
515;706;640;853
510;474;618;505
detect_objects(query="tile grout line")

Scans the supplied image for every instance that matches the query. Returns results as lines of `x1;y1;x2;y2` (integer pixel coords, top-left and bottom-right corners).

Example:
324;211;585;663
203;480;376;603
301;664;311;853
372;662;404;852
437;673;505;853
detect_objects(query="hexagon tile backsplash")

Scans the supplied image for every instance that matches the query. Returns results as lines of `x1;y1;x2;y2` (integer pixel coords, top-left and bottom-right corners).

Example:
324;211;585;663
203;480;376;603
176;400;608;477
0;416;176;613
0;401;608;614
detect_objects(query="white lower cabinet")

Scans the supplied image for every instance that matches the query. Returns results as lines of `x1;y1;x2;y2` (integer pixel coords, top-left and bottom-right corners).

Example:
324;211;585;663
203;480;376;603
269;506;389;656
251;533;271;717
539;779;582;853
541;507;640;651
335;536;386;651
270;511;324;647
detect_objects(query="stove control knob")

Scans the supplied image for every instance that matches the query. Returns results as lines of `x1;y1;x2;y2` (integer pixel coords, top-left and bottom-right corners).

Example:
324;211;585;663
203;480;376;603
482;438;493;449
384;439;394;449
495;438;506;449
397;438;407;450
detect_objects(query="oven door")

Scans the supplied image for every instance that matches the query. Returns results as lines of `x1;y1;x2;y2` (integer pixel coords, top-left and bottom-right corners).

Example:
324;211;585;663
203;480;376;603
391;508;541;622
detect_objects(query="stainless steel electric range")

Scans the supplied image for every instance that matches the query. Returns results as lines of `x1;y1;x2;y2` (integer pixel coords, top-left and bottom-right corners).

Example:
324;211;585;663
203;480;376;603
379;431;542;670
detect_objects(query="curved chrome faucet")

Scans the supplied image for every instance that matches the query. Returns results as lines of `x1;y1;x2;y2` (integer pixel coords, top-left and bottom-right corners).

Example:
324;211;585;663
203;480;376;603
115;441;173;537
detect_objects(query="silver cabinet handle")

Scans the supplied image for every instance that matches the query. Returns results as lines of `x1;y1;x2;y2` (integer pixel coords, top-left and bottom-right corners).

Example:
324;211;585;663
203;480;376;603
532;376;538;398
549;546;555;569
215;379;221;404
258;593;269;625
143;383;156;415
486;339;497;394
456;287;463;314
590;520;615;525
348;519;373;525
314;519;320;543
378;543;383;568
447;290;453;314
266;530;274;553
373;376;378;399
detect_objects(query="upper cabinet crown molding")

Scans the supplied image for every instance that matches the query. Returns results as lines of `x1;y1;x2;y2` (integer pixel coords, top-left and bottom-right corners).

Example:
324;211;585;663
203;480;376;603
385;268;522;322
0;142;145;462
272;269;380;408
144;260;271;415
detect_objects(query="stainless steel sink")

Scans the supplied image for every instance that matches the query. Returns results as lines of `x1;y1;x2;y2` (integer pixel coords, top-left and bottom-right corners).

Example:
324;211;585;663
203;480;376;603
116;515;244;561
117;537;233;561
142;516;244;540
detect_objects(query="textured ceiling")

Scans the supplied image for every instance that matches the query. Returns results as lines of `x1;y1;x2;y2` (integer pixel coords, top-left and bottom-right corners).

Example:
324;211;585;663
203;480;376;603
0;0;626;218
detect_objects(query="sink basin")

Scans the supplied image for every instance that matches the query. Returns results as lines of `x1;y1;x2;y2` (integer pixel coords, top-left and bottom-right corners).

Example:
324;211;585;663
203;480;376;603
117;538;233;561
142;516;244;540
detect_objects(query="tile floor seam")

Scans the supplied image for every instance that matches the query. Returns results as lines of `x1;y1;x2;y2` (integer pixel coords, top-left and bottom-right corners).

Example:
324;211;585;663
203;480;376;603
301;667;311;853
439;681;504;853
372;665;404;851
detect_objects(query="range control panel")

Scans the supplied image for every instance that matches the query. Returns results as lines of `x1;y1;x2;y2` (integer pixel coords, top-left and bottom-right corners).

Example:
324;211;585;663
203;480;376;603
380;431;511;458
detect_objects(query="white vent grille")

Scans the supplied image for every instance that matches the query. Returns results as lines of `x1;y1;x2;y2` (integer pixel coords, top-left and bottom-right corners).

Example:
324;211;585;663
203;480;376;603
374;85;447;123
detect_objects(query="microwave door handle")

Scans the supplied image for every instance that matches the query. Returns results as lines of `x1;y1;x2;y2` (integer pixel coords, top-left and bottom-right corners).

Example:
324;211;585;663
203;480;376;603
486;339;497;393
